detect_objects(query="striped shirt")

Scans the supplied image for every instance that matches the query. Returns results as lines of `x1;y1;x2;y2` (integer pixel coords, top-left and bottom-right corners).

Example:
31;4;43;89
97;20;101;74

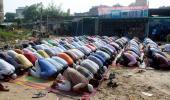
87;55;103;68
96;50;110;60
76;65;94;80
58;53;74;65
44;48;56;57
46;58;63;72
80;59;99;74
63;67;88;86
37;50;50;58
78;46;92;55
52;56;68;67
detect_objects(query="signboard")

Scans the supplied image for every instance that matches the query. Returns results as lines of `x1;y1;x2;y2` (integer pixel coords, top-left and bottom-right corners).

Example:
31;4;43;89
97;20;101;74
98;6;148;18
97;0;149;18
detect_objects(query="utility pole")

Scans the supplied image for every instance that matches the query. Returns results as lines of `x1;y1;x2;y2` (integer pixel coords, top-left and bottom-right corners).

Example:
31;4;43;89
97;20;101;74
40;2;43;33
46;15;48;33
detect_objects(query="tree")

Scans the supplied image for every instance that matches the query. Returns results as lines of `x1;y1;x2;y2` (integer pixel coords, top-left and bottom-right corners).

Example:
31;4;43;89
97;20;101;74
22;2;70;22
5;12;16;22
113;3;123;7
22;3;43;22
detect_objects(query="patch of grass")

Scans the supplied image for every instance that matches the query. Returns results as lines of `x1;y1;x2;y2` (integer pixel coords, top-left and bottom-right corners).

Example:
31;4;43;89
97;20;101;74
167;34;170;42
0;29;15;40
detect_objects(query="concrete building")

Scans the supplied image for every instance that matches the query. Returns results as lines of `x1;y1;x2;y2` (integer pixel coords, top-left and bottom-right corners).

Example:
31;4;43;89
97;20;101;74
16;7;25;19
0;0;4;22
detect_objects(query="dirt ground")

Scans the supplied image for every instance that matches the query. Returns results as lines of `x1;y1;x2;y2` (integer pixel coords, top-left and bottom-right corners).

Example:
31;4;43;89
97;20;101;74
0;55;170;100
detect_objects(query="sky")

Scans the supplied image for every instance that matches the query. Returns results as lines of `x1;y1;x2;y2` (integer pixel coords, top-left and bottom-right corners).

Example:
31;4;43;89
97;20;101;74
4;0;170;14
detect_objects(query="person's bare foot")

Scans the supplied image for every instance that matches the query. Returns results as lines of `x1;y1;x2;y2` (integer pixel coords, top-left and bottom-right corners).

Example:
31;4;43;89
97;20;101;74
0;83;9;91
51;81;58;89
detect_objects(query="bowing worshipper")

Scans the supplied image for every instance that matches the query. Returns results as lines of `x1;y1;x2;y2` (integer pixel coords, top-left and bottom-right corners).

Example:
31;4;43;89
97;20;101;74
72;41;82;48
57;52;74;66
110;42;121;52
7;50;18;59
44;48;56;57
63;44;76;50
125;44;141;57
52;56;68;68
85;44;96;52
26;47;37;53
35;45;45;50
7;50;33;70
57;44;67;51
95;50;111;66
87;55;106;74
65;50;79;62
29;58;58;79
37;50;50;58
100;44;117;61
162;44;170;52
23;51;37;65
52;46;64;54
80;59;102;81
0;83;9;91
75;65;94;80
0;59;17;82
145;44;166;59
32;52;44;59
15;53;33;70
0;52;24;75
116;52;138;67
14;49;24;54
46;58;65;72
51;67;94;93
28;41;37;47
78;46;92;57
146;51;170;70
68;49;85;64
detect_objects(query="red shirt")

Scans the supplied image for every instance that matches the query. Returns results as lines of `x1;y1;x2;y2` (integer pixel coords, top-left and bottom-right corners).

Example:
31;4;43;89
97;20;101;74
24;52;37;65
58;53;74;65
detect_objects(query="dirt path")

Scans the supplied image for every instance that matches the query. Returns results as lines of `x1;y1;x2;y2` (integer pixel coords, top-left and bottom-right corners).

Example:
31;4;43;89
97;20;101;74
0;68;170;100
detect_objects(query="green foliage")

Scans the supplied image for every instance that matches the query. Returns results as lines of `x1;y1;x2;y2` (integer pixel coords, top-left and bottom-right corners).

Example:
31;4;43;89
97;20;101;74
5;12;16;22
167;34;170;42
0;29;15;41
22;1;70;22
0;29;30;41
22;3;43;22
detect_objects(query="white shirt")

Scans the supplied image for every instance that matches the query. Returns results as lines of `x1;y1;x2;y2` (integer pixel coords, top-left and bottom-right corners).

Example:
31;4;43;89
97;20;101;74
0;59;15;79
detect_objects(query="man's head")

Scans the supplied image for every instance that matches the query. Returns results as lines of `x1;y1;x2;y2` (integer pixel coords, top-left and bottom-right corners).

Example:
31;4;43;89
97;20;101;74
89;79;99;88
116;56;124;65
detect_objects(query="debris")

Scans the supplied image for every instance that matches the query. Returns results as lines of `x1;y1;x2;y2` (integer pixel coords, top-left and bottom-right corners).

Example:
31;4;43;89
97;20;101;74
32;92;46;98
109;72;116;80
107;80;118;88
141;92;153;97
135;69;146;74
0;84;9;92
123;73;133;78
129;95;136;100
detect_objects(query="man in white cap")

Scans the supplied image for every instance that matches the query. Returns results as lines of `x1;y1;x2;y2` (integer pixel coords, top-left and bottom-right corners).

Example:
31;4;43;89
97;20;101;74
51;67;94;93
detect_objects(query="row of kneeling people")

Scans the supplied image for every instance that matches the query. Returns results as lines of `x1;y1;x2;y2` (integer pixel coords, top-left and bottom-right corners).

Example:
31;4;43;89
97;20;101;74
116;37;143;67
50;37;128;93
0;36;128;93
143;38;170;70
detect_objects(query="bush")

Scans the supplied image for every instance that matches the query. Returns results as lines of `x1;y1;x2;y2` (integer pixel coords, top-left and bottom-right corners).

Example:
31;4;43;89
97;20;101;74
167;34;170;42
0;29;15;41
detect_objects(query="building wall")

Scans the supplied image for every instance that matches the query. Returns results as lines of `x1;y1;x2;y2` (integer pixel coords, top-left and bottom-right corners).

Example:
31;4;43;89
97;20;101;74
0;0;4;22
16;7;25;19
